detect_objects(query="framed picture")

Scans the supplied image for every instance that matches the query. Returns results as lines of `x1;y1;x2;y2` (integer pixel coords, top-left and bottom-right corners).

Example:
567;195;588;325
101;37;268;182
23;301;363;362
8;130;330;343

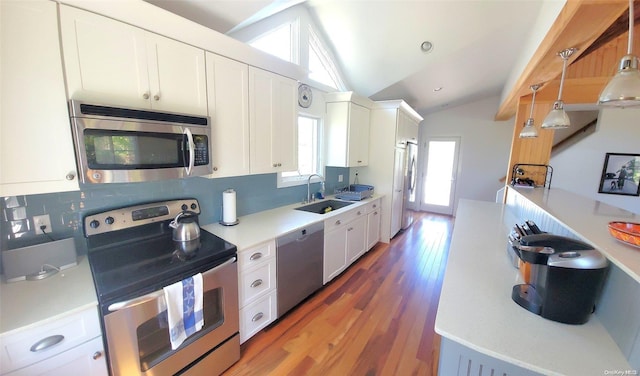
598;153;640;196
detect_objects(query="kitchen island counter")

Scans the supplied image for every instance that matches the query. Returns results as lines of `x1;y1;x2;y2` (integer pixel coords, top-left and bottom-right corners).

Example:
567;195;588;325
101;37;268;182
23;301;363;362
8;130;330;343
435;199;631;375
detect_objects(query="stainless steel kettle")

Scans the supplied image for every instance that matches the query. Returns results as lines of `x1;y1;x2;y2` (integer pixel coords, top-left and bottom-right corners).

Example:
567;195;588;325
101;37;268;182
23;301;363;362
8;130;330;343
169;211;200;242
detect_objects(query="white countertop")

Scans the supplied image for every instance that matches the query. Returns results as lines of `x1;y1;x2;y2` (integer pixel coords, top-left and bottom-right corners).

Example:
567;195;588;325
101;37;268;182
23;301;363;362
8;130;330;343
0;256;98;336
435;199;631;375
202;195;382;250
510;187;640;283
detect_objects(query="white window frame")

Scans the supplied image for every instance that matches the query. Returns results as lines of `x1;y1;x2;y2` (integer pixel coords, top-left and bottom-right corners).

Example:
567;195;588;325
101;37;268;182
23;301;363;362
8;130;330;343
278;114;324;188
307;26;346;91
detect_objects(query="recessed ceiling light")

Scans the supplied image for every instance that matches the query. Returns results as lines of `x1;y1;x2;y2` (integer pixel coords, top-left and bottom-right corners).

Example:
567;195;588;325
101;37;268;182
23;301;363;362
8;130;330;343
421;41;433;53
433;87;443;92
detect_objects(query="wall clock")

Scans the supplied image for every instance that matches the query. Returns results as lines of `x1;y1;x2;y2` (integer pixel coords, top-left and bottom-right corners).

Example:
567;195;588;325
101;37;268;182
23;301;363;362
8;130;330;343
298;84;313;108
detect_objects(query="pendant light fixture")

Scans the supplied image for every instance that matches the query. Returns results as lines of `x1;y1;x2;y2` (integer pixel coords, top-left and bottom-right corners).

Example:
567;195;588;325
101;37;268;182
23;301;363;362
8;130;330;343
519;84;542;138
598;0;640;107
542;48;576;129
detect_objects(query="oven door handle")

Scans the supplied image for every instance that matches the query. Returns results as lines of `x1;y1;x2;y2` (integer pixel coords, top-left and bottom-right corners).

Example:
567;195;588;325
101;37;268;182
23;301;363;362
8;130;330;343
107;256;237;312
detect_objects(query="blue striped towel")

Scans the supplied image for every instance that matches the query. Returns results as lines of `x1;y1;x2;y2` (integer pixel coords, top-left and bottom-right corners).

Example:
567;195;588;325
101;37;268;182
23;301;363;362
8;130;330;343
163;273;204;350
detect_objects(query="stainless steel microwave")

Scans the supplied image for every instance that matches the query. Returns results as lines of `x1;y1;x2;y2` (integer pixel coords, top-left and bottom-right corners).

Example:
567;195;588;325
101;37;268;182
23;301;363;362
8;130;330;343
69;100;212;184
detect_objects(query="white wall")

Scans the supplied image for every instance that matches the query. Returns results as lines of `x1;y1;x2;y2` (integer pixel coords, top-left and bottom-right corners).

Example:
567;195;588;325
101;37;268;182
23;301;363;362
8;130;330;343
550;108;640;214
419;95;514;213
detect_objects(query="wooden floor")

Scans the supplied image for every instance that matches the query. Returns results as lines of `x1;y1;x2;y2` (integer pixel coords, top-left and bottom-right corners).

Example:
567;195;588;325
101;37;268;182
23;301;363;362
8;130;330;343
224;212;453;376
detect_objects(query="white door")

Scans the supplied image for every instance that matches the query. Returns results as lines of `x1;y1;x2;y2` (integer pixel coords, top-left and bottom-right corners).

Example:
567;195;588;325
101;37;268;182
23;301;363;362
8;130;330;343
420;137;460;215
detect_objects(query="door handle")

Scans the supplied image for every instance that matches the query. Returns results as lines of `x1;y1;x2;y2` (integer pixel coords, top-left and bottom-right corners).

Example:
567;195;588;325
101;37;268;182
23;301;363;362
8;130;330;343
108;256;236;312
250;279;263;288
30;335;64;352
184;128;195;176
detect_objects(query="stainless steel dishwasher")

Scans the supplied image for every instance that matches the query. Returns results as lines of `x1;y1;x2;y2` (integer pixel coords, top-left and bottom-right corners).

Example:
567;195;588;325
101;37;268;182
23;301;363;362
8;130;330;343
276;221;324;317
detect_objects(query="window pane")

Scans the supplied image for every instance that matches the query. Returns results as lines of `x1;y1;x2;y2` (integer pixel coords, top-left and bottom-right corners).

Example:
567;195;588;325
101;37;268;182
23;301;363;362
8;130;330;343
250;23;292;63
281;115;320;179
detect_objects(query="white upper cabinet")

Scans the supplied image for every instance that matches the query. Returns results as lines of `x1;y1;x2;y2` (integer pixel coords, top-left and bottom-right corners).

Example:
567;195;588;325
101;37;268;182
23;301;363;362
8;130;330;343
325;93;372;168
206;53;250;177
59;5;207;116
396;109;419;147
248;67;297;174
0;0;79;197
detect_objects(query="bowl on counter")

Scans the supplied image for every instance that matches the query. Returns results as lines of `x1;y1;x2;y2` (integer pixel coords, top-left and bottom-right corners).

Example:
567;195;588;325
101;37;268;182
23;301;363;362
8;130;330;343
608;221;640;248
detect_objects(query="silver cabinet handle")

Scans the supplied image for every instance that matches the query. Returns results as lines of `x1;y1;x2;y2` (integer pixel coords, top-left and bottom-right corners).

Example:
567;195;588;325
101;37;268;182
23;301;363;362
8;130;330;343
273;163;278;167
373;204;377;208
252;312;264;322
250;279;263;288
143;92;150;100
153;94;160;101
92;351;103;360
30;335;64;352
335;220;341;225
357;211;362;215
348;227;353;231
374;211;378;215
213;167;218;171
65;172;76;181
249;252;263;261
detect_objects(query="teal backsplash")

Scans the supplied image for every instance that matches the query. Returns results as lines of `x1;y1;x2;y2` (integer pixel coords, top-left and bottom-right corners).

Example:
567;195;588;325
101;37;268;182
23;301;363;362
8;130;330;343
0;167;349;253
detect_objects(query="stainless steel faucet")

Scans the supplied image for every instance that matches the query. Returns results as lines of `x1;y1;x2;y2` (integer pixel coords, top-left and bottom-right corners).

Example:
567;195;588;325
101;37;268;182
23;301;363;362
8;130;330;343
307;174;325;203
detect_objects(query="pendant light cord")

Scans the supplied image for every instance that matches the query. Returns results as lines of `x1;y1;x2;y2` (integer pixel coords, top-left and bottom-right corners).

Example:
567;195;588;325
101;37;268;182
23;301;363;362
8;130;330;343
528;84;540;118
558;53;569;101
628;0;634;55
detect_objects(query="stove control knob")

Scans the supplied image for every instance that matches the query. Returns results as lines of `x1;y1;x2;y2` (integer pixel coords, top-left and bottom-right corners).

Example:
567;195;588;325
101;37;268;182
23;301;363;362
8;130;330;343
190;203;197;210
89;220;100;229
181;204;188;211
105;216;115;225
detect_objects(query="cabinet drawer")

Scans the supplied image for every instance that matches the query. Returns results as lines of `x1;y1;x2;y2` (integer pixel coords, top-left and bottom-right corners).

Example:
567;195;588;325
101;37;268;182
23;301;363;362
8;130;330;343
238;261;276;307
0;306;101;374
364;199;381;214
324;208;365;231
239;291;277;343
238;240;275;271
3;336;107;376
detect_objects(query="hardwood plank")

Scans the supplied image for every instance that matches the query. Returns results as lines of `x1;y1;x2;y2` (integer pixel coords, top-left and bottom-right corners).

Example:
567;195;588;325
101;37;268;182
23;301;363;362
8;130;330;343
223;212;453;376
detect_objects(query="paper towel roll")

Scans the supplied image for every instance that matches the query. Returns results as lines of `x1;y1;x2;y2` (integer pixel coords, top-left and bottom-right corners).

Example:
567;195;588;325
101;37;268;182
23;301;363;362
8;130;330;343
222;189;237;224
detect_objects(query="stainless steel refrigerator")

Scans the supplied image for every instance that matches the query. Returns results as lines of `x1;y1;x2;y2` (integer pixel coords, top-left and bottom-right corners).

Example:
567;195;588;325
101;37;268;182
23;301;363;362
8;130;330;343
401;141;418;229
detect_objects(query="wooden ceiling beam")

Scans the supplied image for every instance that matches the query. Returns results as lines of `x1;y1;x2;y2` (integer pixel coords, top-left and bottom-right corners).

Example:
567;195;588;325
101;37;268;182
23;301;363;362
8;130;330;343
495;0;628;121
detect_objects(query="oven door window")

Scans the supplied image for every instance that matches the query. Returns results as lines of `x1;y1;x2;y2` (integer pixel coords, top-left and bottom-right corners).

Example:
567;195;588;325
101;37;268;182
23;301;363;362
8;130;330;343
84;129;187;169
137;288;224;372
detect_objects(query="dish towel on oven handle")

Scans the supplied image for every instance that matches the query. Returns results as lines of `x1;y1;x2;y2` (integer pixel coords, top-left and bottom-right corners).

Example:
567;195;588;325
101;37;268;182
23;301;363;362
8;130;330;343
163;273;204;350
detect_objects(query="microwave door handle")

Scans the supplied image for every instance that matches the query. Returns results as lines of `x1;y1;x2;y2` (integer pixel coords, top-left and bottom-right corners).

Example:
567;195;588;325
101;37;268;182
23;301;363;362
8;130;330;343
184;128;195;175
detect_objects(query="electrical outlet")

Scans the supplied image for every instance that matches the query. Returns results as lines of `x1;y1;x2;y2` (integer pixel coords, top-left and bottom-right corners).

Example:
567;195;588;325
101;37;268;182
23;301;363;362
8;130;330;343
33;214;52;234
338;174;343;182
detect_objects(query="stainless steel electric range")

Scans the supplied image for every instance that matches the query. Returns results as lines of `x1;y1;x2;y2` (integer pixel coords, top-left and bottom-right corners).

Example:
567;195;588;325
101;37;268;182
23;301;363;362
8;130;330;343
83;198;239;376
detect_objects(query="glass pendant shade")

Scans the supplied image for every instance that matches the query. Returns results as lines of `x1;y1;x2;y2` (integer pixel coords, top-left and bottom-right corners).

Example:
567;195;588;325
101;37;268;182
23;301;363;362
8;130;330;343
599;0;640;107
542;48;575;129
519;118;538;138
598;54;640;107
542;100;570;129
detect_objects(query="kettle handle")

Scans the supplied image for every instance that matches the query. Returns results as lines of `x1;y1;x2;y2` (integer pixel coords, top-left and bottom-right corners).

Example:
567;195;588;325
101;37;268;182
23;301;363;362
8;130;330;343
169;211;198;229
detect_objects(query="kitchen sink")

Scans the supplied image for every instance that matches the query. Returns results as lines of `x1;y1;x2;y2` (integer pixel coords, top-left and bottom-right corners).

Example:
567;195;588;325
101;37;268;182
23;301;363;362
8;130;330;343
295;200;354;214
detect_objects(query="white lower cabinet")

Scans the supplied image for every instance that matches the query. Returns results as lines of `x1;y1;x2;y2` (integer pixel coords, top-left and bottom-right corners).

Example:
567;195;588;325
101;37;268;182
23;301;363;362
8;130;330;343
0;306;106;376
239;291;277;344
237;240;277;343
366;198;382;250
346;215;367;265
323;205;368;284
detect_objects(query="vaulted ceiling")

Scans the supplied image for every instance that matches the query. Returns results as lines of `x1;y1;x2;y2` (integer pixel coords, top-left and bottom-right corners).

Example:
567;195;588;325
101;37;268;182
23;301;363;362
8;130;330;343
146;0;636;119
